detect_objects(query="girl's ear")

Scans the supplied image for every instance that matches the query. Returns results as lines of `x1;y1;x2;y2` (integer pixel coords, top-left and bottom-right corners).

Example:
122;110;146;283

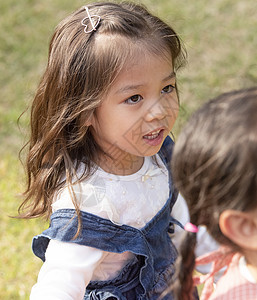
85;118;93;127
82;112;95;127
219;209;257;250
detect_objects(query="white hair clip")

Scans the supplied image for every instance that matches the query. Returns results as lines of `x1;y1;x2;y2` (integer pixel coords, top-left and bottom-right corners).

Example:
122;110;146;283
81;6;101;33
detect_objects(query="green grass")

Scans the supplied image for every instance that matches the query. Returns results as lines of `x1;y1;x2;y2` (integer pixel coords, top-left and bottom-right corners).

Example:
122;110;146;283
1;0;256;298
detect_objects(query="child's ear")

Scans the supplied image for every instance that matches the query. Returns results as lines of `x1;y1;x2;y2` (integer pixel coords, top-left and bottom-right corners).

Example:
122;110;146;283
81;112;95;127
219;209;257;250
85;118;93;127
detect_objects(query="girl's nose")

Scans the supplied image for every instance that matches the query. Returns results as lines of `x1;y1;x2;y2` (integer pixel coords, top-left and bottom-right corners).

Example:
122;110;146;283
144;100;167;122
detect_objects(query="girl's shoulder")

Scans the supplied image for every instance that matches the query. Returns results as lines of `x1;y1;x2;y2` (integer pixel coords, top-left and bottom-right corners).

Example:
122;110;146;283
52;171;107;210
209;253;257;300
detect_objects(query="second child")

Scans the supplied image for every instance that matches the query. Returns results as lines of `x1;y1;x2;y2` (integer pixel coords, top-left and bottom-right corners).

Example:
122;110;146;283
171;87;257;300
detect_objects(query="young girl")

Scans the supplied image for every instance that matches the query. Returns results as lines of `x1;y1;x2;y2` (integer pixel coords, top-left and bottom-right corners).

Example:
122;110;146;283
170;87;257;300
19;2;192;299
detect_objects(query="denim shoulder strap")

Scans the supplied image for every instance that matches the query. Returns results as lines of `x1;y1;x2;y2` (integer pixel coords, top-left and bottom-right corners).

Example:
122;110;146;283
32;209;149;262
158;135;174;166
158;135;178;209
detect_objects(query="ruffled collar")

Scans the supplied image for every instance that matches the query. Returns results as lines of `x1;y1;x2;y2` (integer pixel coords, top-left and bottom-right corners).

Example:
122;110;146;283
193;246;235;300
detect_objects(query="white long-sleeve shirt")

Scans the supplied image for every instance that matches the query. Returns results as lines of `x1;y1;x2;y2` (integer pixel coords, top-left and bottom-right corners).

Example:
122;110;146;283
30;157;218;299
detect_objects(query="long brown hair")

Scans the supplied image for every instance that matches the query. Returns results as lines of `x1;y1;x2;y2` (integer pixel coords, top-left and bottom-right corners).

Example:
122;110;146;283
19;2;186;223
170;87;257;300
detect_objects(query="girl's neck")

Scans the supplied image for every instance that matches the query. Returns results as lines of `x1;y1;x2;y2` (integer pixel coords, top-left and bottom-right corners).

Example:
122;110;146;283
244;250;257;282
97;154;144;176
246;263;257;282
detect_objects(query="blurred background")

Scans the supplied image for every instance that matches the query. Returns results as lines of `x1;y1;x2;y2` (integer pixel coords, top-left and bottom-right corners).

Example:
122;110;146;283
0;0;256;298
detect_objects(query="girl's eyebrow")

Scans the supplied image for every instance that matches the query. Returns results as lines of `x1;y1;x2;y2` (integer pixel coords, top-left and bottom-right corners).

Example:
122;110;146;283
162;71;176;82
115;71;176;95
115;84;144;95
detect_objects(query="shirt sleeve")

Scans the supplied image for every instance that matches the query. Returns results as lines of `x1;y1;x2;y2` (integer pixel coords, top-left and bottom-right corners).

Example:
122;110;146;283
170;193;190;248
30;240;105;300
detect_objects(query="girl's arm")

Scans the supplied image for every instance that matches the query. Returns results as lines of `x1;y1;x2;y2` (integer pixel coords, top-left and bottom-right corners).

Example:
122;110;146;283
30;240;104;300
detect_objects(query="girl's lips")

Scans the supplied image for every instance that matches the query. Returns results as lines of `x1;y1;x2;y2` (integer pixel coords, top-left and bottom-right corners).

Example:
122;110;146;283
143;129;164;146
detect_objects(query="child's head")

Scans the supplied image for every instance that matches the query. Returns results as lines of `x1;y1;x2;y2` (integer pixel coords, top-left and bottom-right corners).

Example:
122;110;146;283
171;87;257;298
35;1;186;159
21;2;186;217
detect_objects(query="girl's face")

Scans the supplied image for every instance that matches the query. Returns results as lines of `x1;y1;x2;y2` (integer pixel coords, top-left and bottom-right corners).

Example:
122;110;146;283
89;48;179;174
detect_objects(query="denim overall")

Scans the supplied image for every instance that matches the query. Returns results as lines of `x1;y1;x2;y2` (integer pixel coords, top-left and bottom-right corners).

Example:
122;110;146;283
32;137;196;299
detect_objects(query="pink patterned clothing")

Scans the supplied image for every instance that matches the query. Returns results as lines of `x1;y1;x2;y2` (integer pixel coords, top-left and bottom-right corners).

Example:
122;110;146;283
194;248;257;300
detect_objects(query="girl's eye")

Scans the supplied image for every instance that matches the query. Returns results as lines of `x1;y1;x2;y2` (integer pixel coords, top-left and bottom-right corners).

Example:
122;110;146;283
124;94;143;105
161;84;175;94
